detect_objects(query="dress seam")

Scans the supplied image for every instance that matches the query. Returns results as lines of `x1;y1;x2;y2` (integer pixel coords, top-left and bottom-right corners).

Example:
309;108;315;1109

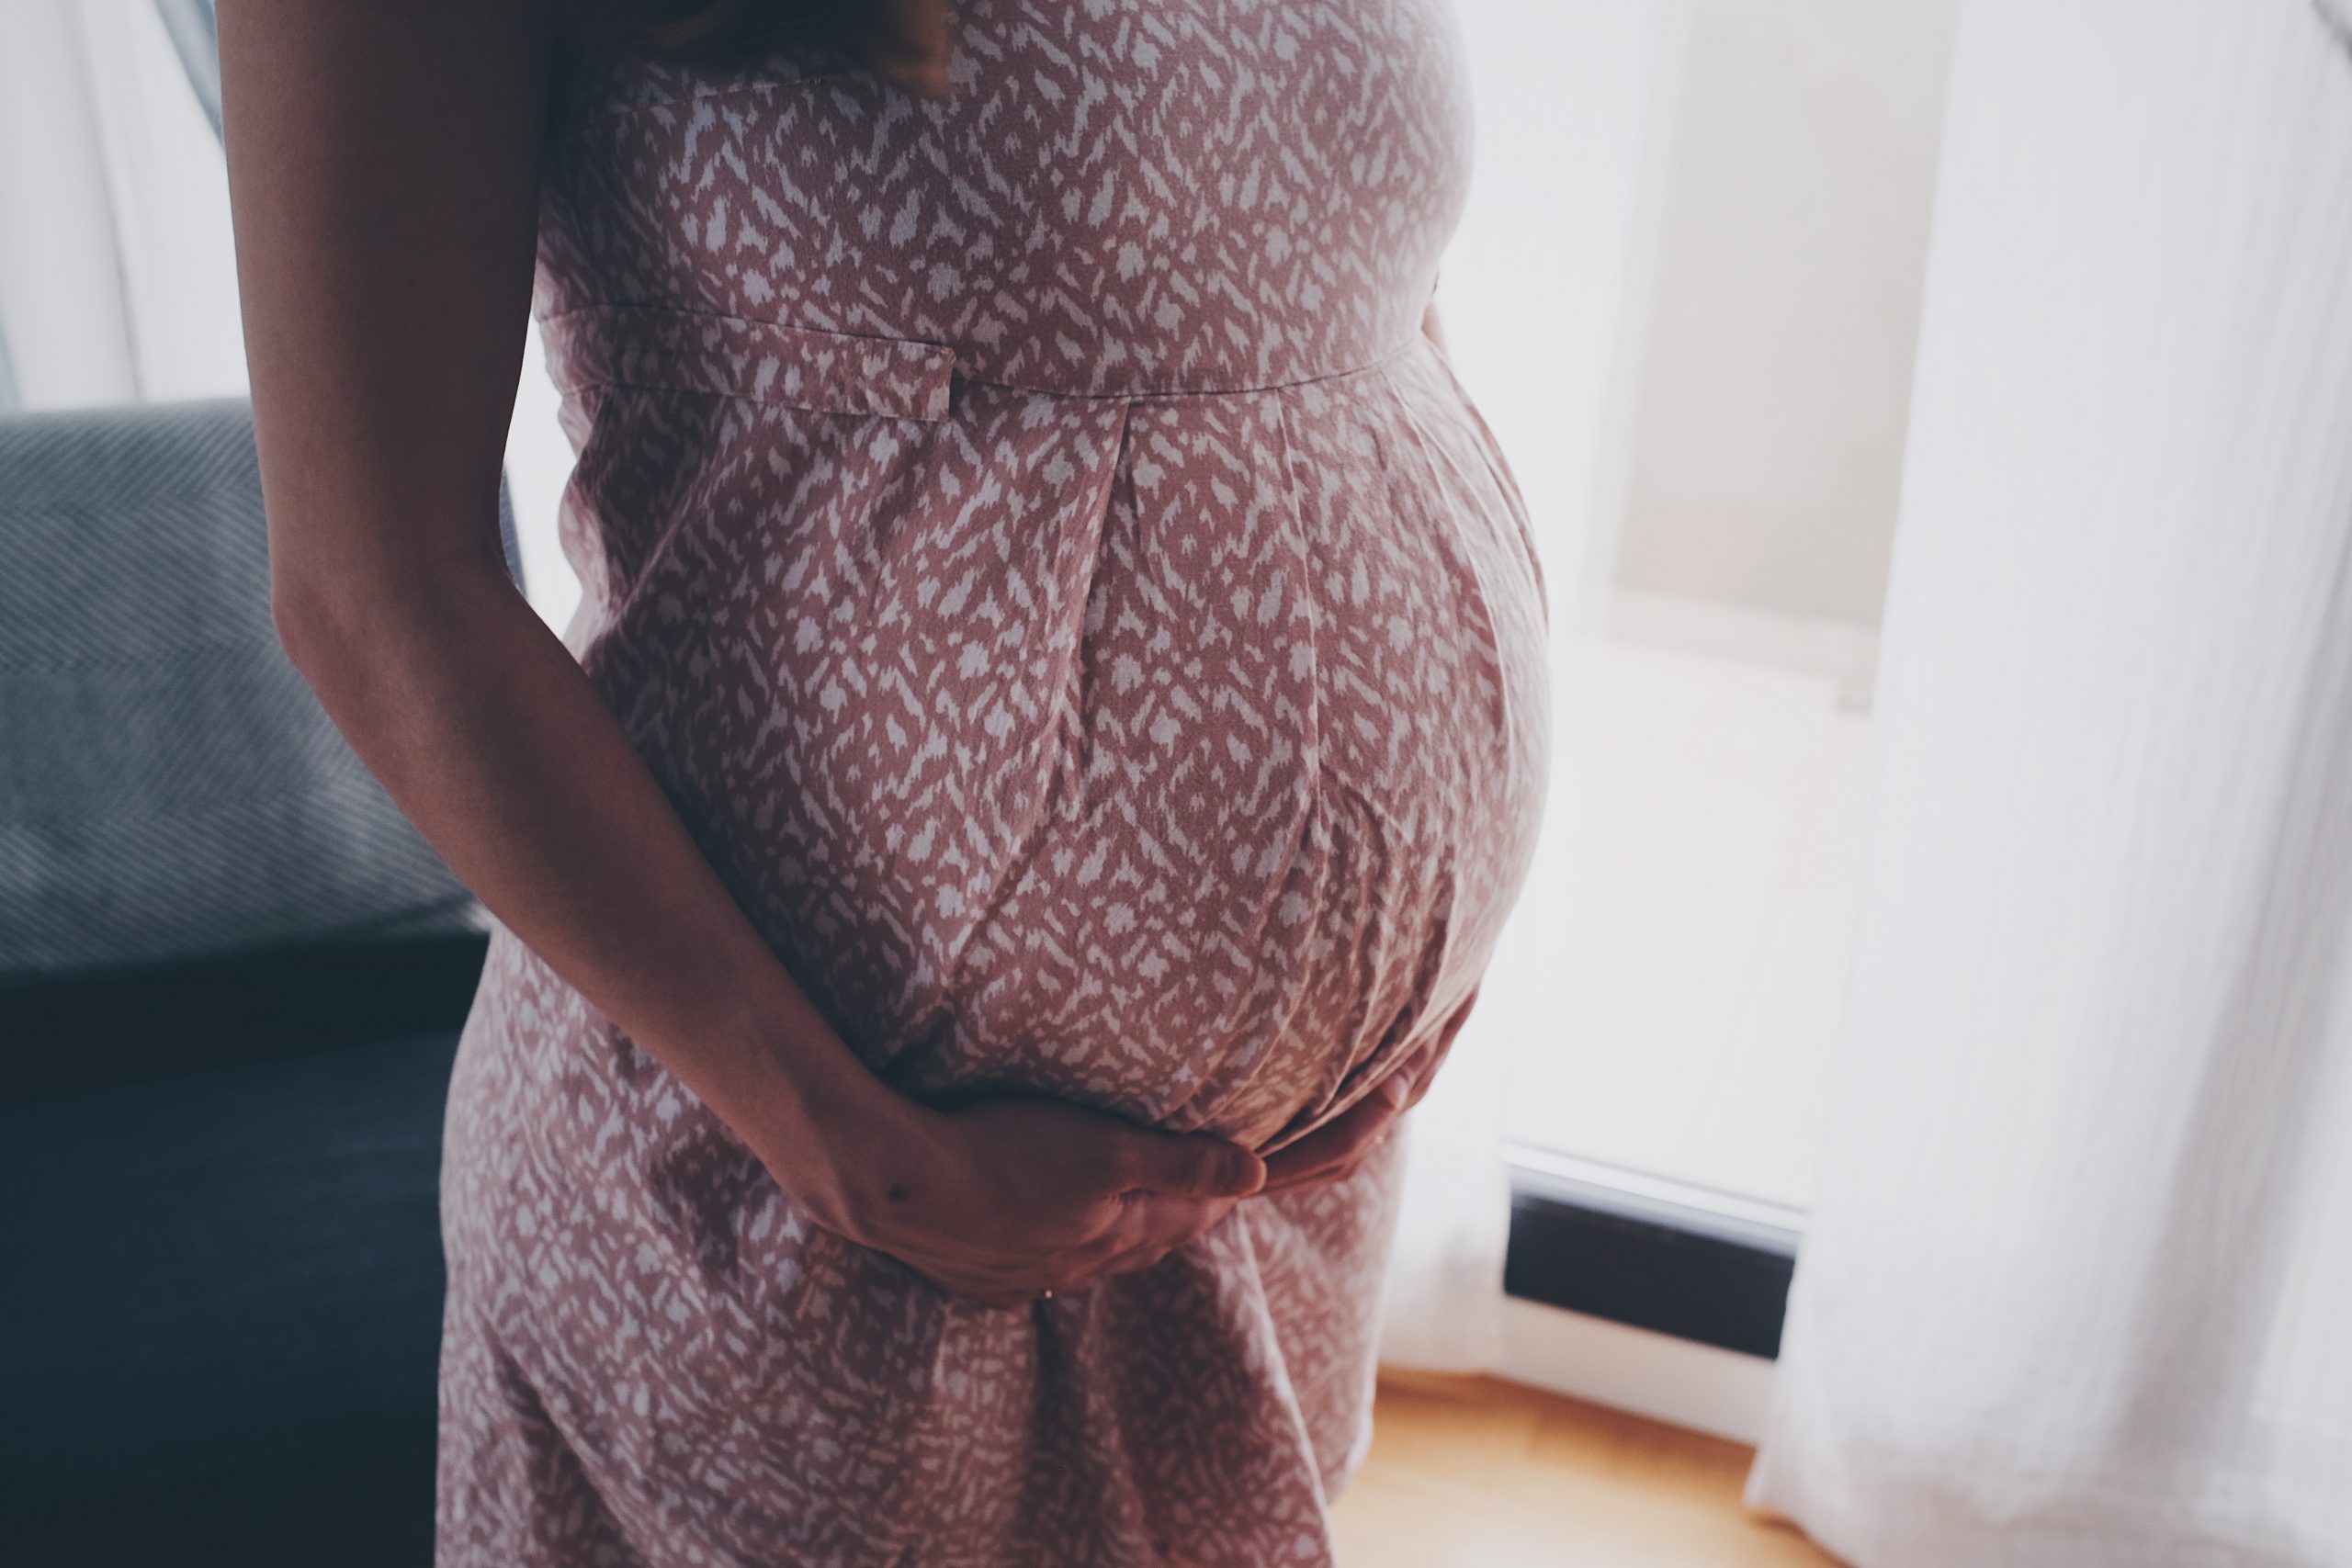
918;397;1137;1053
950;335;1419;403
537;295;1422;403
1249;389;1340;1147
1171;387;1336;1141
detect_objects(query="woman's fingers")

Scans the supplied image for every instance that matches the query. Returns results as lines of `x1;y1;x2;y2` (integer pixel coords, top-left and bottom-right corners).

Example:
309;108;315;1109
897;1189;1235;1304
851;1094;1269;1308
1075;1192;1224;1279
1261;1067;1416;1193
874;1043;1479;1309
890;1010;1482;1304
1023;1193;1234;1298
1396;1040;1446;1111
1122;1191;1237;1253
1096;1125;1267;1200
1061;1192;1236;1293
1405;987;1481;1109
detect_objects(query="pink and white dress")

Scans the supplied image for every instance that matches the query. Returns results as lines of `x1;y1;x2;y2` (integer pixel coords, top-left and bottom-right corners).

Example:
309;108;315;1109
435;2;1553;1562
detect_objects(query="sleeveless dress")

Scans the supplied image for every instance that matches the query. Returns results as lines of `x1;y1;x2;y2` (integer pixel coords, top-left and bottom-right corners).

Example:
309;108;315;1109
435;3;1553;1563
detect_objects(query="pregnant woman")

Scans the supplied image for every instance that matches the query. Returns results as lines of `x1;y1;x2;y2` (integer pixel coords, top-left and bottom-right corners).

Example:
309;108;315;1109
219;0;1551;1562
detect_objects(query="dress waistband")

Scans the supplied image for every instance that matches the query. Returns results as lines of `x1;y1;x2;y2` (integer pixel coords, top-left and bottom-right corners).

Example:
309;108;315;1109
539;301;1419;422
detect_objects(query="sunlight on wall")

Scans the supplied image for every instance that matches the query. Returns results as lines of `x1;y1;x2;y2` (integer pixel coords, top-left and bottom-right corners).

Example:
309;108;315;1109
1436;0;1693;637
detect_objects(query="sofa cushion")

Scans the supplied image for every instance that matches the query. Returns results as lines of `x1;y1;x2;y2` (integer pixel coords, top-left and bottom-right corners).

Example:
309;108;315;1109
0;397;518;987
0;926;490;1105
0;1023;462;1561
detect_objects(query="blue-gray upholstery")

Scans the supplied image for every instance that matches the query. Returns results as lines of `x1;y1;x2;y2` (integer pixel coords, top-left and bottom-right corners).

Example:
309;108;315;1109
0;396;521;985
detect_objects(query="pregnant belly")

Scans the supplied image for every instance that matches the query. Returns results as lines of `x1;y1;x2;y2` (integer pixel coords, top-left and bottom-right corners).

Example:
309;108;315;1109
570;342;1551;1151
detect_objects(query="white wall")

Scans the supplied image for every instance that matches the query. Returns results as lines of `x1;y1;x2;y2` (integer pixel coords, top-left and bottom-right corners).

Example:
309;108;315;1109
1435;0;1694;637
1614;0;1961;629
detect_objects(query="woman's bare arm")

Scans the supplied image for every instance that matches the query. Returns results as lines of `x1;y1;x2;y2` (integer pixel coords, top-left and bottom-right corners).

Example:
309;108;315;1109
220;0;918;1222
217;0;1261;1303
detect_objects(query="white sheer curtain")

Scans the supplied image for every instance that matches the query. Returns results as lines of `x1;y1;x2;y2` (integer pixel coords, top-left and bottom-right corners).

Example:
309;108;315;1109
0;0;244;410
1748;1;2352;1562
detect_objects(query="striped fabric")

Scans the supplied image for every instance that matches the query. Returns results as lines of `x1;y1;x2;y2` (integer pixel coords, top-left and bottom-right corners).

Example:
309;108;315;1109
0;396;516;985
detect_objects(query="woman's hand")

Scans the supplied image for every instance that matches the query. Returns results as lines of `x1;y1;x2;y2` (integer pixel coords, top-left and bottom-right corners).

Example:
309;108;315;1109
1257;985;1481;1195
750;984;1485;1305
842;0;958;100
786;1093;1269;1310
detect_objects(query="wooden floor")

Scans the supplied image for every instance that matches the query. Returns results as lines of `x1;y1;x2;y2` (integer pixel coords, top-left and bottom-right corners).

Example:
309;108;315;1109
1329;1371;1846;1568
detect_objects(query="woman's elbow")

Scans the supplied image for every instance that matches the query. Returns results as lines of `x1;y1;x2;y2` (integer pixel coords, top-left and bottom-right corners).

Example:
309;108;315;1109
270;564;347;679
269;551;398;683
270;536;503;680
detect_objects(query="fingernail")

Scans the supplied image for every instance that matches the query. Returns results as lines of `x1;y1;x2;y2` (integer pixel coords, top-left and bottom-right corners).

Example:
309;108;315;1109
1229;1148;1267;1193
1382;1074;1411;1107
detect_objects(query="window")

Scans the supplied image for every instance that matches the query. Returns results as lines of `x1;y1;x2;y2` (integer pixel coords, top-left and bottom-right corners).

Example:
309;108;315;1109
1436;0;1960;1371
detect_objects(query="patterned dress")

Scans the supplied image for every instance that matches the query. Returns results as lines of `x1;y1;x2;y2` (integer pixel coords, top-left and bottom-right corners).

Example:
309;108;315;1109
435;2;1553;1562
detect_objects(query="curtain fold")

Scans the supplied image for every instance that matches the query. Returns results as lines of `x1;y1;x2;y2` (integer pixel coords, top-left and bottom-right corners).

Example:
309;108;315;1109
1747;1;2352;1562
151;0;223;142
0;0;148;408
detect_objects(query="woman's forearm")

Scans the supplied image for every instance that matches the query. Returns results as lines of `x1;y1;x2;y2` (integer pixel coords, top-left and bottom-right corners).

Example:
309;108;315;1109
274;558;930;1224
